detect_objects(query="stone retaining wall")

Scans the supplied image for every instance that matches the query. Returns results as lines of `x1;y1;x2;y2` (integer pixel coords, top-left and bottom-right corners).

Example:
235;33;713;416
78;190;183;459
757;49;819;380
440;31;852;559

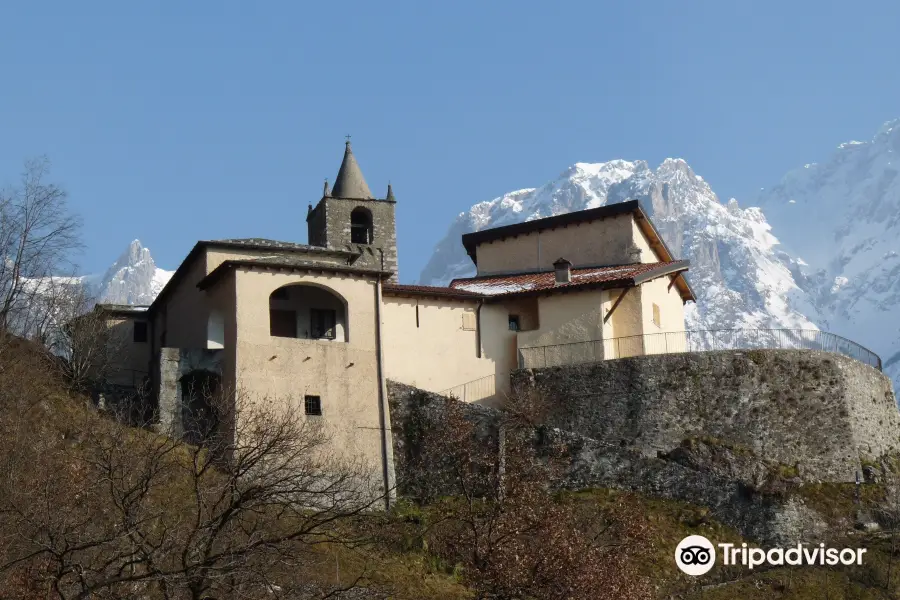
510;349;900;482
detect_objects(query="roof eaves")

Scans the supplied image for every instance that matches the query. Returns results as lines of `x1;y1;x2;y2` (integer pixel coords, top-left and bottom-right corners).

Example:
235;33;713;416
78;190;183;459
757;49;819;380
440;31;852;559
197;259;391;291
148;241;205;316
148;240;364;316
631;260;695;302
201;239;358;258
382;285;484;301
482;277;637;301
94;304;151;318
632;208;676;262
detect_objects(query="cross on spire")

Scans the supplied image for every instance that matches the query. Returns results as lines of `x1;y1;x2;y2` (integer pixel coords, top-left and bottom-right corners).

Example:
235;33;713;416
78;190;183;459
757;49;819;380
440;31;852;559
345;134;351;146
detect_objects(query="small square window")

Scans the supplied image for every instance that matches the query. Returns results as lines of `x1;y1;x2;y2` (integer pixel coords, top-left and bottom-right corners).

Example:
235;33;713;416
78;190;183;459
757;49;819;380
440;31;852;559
304;395;322;416
652;303;661;327
508;315;520;331
133;321;148;343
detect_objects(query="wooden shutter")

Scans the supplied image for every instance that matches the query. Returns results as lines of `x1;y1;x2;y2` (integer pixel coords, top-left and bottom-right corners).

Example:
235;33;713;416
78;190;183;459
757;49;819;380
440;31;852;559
270;309;297;338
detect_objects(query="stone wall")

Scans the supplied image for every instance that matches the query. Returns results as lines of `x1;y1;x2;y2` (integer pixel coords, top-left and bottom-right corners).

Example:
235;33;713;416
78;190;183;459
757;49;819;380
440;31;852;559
387;380;829;546
307;196;399;281
510;349;900;482
155;347;223;438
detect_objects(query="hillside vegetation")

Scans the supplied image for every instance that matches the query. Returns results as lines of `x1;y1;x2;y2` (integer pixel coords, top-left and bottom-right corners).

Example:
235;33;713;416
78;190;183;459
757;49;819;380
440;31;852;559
2;340;900;598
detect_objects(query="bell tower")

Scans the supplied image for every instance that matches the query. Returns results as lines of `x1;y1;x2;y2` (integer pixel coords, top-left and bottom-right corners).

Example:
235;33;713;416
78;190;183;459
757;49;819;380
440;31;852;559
306;140;399;281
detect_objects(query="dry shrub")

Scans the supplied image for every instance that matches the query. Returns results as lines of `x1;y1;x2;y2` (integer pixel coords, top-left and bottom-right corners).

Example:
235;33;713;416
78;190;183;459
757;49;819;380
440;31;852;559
419;396;653;600
0;348;385;600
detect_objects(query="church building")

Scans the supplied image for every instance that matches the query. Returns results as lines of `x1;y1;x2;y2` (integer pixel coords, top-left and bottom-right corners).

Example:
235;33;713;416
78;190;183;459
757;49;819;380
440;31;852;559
96;141;695;499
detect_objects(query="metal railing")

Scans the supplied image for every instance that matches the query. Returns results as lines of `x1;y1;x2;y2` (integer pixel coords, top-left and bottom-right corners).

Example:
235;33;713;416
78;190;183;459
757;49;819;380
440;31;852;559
440;373;498;403
517;329;882;371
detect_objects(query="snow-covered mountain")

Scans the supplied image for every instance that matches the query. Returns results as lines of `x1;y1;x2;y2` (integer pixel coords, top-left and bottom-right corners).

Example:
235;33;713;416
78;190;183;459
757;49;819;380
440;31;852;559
85;240;173;305
420;159;819;333
757;119;900;383
420;118;900;389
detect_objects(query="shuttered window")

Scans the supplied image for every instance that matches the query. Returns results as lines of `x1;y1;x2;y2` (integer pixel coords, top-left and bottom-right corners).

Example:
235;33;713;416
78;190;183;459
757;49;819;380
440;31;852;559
270;309;297;338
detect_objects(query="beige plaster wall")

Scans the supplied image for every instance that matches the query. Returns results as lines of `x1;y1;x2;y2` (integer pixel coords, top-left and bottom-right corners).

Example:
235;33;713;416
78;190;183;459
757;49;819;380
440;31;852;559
605;286;645;358
381;297;501;399
232;269;384;472
474;214;661;275
153;254;208;350
638;275;687;354
204;272;238;394
153;247;348;353
103;316;151;387
631;219;658;263
503;296;540;331
516;290;607;367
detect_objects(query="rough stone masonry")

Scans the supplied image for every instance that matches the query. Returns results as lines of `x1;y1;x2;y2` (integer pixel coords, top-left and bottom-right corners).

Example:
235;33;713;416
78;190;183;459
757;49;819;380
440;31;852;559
510;349;900;482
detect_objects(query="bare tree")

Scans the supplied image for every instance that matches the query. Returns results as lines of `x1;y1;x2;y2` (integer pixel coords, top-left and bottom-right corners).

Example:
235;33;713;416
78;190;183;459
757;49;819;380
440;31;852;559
43;285;128;394
0;385;385;599
0;157;82;347
410;395;653;600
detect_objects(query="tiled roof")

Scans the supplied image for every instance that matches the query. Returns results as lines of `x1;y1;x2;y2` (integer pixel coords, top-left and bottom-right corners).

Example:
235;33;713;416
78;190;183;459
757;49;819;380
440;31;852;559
94;302;150;313
383;283;484;299
212;238;317;251
450;261;691;299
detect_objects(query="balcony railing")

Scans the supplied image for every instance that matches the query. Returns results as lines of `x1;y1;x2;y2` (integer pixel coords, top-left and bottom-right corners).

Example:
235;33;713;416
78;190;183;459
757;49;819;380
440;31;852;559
440;373;498;404
517;329;882;371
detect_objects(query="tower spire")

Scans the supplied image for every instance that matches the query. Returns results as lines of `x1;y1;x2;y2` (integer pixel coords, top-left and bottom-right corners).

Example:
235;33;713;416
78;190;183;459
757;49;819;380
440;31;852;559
386;182;395;201
331;137;373;199
323;178;331;197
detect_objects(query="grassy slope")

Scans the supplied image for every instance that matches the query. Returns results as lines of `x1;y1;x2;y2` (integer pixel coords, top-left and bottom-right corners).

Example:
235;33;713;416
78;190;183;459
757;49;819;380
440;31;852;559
3;342;899;599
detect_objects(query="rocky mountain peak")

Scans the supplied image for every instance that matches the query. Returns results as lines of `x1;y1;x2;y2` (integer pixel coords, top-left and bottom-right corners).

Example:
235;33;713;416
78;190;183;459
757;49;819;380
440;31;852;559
419;157;818;336
91;240;172;306
420;118;900;390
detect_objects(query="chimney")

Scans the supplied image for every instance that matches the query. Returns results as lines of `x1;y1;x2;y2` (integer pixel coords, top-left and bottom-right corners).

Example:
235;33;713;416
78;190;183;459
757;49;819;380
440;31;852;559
626;243;643;263
553;258;572;284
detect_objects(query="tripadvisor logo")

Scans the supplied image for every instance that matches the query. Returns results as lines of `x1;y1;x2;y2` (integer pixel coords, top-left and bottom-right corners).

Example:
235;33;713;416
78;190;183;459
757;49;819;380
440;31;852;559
675;535;868;576
675;535;716;576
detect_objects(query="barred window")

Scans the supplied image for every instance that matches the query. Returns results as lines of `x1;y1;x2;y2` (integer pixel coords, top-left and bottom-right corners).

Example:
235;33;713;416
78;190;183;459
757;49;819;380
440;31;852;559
304;395;322;416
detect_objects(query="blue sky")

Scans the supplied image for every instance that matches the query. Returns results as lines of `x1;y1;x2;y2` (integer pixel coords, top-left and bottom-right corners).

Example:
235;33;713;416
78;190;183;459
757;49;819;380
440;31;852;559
1;1;898;282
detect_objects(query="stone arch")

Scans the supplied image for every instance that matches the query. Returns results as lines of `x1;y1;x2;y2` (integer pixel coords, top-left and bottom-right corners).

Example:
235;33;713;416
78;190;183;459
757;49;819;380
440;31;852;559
268;282;349;342
350;206;373;244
